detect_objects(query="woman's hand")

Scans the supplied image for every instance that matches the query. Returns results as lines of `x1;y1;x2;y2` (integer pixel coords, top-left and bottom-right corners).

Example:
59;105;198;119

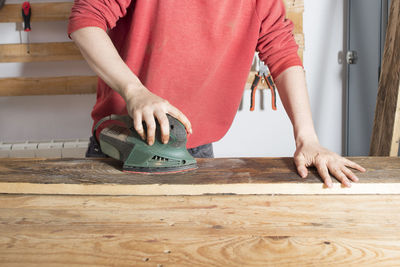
123;85;192;146
294;141;366;188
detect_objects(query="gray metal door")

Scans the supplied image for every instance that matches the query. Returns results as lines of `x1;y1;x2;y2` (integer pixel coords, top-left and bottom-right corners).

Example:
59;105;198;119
346;0;389;156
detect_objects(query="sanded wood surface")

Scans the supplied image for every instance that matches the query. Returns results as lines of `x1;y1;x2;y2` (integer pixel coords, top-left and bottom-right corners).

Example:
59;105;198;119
0;75;97;96
370;0;400;156
1;194;400;266
0;2;73;22
0;157;399;195
0;42;83;63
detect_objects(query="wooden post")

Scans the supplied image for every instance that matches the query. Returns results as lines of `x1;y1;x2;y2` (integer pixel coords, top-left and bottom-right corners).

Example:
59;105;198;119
370;0;400;156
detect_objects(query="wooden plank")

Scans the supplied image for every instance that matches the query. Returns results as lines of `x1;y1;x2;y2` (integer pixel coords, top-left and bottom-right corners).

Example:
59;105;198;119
0;157;399;195
0;2;73;23
0;69;294;96
284;0;304;12
0;42;83;63
370;0;400;156
0;194;400;266
287;11;303;34
0;76;97;96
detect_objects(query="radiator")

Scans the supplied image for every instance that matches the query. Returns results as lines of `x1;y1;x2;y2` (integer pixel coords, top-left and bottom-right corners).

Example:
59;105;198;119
0;139;89;158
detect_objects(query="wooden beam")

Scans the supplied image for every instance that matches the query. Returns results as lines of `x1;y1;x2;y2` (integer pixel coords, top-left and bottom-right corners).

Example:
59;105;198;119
370;0;400;156
0;2;73;23
284;0;304;12
287;11;303;34
0;42;83;63
1;194;400;266
0;76;97;96
0;157;399;195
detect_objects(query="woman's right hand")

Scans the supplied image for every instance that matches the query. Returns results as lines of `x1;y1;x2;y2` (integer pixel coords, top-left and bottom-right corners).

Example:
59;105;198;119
122;85;192;146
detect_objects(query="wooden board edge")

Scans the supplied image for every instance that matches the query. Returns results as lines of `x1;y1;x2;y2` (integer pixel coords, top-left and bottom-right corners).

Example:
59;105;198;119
0;75;97;96
2;182;400;196
0;42;83;63
0;2;73;23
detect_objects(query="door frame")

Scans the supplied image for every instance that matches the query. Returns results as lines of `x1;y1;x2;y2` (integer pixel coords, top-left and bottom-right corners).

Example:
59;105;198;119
344;0;390;156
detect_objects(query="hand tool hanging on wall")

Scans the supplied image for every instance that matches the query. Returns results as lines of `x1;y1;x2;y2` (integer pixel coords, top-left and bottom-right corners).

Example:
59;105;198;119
21;1;31;54
249;61;277;111
0;0;6;10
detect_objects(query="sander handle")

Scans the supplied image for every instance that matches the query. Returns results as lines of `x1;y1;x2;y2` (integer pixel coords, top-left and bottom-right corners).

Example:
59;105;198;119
93;115;133;143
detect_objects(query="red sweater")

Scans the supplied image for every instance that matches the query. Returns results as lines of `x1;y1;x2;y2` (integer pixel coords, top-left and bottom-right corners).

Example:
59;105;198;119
68;0;302;148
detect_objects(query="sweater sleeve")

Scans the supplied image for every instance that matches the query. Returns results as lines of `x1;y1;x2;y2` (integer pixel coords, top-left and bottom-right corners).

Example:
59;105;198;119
255;0;303;79
68;0;133;36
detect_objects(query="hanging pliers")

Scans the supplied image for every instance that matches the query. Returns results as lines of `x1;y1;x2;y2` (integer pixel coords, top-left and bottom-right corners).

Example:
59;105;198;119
250;61;277;111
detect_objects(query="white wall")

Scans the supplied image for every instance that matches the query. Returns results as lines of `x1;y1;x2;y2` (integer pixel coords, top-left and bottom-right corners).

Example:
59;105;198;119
0;0;346;157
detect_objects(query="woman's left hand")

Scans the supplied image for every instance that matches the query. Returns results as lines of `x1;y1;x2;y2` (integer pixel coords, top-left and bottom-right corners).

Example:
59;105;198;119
294;141;366;188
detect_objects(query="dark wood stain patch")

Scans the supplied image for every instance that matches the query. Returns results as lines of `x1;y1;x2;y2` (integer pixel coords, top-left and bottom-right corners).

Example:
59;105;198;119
0;157;398;186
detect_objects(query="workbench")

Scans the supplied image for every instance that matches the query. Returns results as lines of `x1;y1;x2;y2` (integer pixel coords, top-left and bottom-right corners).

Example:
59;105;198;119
0;157;399;266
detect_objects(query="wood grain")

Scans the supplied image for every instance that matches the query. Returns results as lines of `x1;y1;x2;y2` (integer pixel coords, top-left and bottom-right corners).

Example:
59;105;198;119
0;2;73;23
0;42;83;63
0;157;399;195
370;0;400;156
0;194;400;266
0;76;97;96
284;0;304;12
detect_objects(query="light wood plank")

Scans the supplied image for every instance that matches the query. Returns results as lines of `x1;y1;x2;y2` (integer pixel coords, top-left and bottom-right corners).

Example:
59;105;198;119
0;76;97;96
0;42;83;63
370;0;400;156
0;194;400;266
287;11;303;34
284;0;304;12
0;157;399;195
0;2;73;23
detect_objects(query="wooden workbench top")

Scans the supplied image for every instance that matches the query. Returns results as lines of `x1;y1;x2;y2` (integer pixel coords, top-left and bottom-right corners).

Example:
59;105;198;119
1;157;400;266
0;157;399;195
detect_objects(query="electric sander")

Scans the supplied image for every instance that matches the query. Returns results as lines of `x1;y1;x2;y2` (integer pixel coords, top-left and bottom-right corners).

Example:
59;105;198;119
94;114;197;174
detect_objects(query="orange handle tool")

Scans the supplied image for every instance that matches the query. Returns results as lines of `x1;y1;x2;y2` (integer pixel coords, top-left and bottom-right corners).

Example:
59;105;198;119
265;74;277;111
250;73;261;111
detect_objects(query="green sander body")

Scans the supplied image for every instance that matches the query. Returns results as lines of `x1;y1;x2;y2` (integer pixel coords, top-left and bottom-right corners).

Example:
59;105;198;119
94;114;197;173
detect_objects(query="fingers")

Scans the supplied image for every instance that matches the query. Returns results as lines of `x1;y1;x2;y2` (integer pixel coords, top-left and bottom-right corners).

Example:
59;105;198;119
329;166;352;187
294;155;308;178
321;159;361;188
154;110;170;144
329;158;364;187
133;111;145;141
342;167;359;182
143;112;156;145
168;105;192;134
133;109;169;145
344;159;366;172
128;91;192;146
315;160;333;188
